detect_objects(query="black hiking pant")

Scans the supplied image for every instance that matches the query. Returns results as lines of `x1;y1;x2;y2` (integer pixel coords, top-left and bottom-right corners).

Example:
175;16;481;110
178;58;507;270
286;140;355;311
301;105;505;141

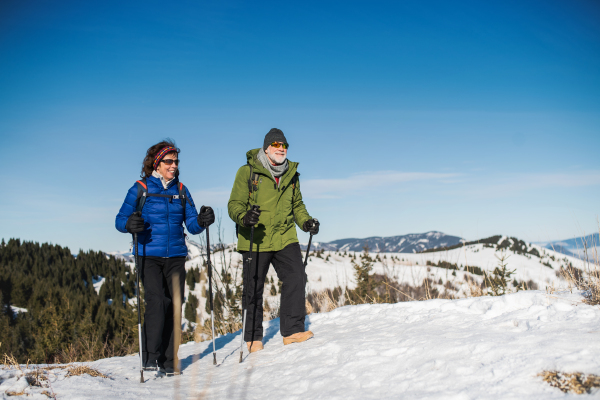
141;256;185;369
241;242;306;341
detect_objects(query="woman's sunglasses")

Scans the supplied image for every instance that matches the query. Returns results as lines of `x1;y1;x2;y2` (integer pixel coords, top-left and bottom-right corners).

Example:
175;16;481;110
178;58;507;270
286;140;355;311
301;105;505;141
160;159;180;166
270;142;289;149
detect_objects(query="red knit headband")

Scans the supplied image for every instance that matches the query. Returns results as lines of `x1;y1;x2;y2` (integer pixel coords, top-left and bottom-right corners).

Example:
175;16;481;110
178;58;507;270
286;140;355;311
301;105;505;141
153;146;177;170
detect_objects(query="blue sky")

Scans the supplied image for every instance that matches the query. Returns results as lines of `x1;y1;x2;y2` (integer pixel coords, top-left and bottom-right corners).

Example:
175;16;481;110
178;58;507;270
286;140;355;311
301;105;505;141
1;0;599;252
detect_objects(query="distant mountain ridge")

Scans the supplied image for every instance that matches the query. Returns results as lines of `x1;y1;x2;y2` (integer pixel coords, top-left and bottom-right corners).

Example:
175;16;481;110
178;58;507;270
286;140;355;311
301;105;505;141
537;233;599;259
302;231;464;253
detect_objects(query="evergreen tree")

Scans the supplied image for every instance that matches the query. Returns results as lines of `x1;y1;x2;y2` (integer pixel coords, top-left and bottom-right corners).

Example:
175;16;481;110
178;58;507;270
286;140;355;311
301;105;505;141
486;252;516;296
186;269;196;291
0;238;138;363
184;293;199;322
352;244;374;300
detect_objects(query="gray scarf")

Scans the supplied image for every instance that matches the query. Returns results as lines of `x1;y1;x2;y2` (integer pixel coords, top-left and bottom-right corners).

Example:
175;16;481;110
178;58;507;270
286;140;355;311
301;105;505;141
257;149;288;185
152;170;173;190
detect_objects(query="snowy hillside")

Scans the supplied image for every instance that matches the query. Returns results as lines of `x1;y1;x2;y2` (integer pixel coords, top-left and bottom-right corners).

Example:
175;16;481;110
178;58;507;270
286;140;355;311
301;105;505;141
103;234;588;331
304;231;463;253
178;235;587;327
104;250;134;263
2;290;599;399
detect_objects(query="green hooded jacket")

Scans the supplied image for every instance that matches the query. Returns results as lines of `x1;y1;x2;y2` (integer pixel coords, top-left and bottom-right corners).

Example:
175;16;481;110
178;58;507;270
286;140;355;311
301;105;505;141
228;148;312;252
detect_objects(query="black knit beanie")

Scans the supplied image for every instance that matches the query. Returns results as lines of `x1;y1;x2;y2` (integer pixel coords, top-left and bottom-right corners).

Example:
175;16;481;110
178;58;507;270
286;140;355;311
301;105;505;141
263;128;288;151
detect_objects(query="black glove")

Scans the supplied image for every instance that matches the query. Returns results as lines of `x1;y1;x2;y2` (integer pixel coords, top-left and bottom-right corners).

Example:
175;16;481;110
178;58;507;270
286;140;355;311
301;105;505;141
243;206;261;227
303;218;320;235
198;206;215;228
126;211;145;233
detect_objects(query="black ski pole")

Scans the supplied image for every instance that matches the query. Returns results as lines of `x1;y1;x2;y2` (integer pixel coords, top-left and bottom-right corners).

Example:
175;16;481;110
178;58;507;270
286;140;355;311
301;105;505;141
239;205;259;363
303;219;318;289
304;233;314;268
205;224;217;365
134;232;144;383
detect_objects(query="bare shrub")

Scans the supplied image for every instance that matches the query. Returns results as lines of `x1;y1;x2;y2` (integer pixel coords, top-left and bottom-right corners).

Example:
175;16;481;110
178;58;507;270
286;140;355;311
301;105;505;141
306;287;344;313
465;275;485;297
558;227;600;305
305;299;314;315
305;273;461;313
5;389;27;396
65;365;108;378
2;354;59;399
193;212;243;339
25;368;49;387
263;299;280;321
2;353;24;371
48;329;136;364
538;370;600;394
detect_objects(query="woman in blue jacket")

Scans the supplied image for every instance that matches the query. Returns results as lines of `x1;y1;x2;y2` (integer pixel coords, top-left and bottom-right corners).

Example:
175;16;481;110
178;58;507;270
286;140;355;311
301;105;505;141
116;140;214;374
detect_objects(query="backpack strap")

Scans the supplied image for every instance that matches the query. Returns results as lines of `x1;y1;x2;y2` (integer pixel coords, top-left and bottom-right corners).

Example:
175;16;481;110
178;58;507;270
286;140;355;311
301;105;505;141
178;182;188;208
136;178;189;217
236;163;259;237
178;182;188;221
247;163;258;195
290;172;300;224
291;172;300;200
135;178;148;213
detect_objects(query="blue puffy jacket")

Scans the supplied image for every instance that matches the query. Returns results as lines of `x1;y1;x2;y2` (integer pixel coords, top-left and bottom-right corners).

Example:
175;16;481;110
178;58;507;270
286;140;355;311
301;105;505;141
115;176;204;257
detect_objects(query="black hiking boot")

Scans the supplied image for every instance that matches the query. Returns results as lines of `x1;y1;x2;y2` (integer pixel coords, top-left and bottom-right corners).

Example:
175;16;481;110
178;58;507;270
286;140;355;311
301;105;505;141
158;366;180;376
142;360;159;371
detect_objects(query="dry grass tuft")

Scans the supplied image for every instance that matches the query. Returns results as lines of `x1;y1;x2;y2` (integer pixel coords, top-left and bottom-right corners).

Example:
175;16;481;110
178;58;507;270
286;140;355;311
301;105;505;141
557;225;600;305
580;265;600;306
1;355;60;399
305;299;314;315
25;368;48;387
312;291;338;313
65;365;108;378
191;318;242;342
538;370;600;394
2;353;25;371
465;275;485;297
39;365;68;371
5;389;27;396
560;260;600;306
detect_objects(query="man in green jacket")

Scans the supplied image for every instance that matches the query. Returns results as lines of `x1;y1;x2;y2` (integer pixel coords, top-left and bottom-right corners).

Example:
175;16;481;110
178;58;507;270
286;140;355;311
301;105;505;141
228;128;320;353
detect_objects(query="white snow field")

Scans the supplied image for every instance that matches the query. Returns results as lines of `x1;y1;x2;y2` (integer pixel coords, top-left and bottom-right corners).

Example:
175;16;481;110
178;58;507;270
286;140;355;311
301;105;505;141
1;290;599;399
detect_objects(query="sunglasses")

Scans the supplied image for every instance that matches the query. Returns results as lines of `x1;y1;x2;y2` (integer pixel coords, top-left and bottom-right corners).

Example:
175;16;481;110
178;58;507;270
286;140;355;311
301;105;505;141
160;159;180;166
270;142;289;149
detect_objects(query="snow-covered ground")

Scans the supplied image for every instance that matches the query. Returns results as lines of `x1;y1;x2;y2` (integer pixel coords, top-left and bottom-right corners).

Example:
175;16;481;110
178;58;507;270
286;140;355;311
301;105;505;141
8;305;27;317
92;276;105;295
2;290;599;399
